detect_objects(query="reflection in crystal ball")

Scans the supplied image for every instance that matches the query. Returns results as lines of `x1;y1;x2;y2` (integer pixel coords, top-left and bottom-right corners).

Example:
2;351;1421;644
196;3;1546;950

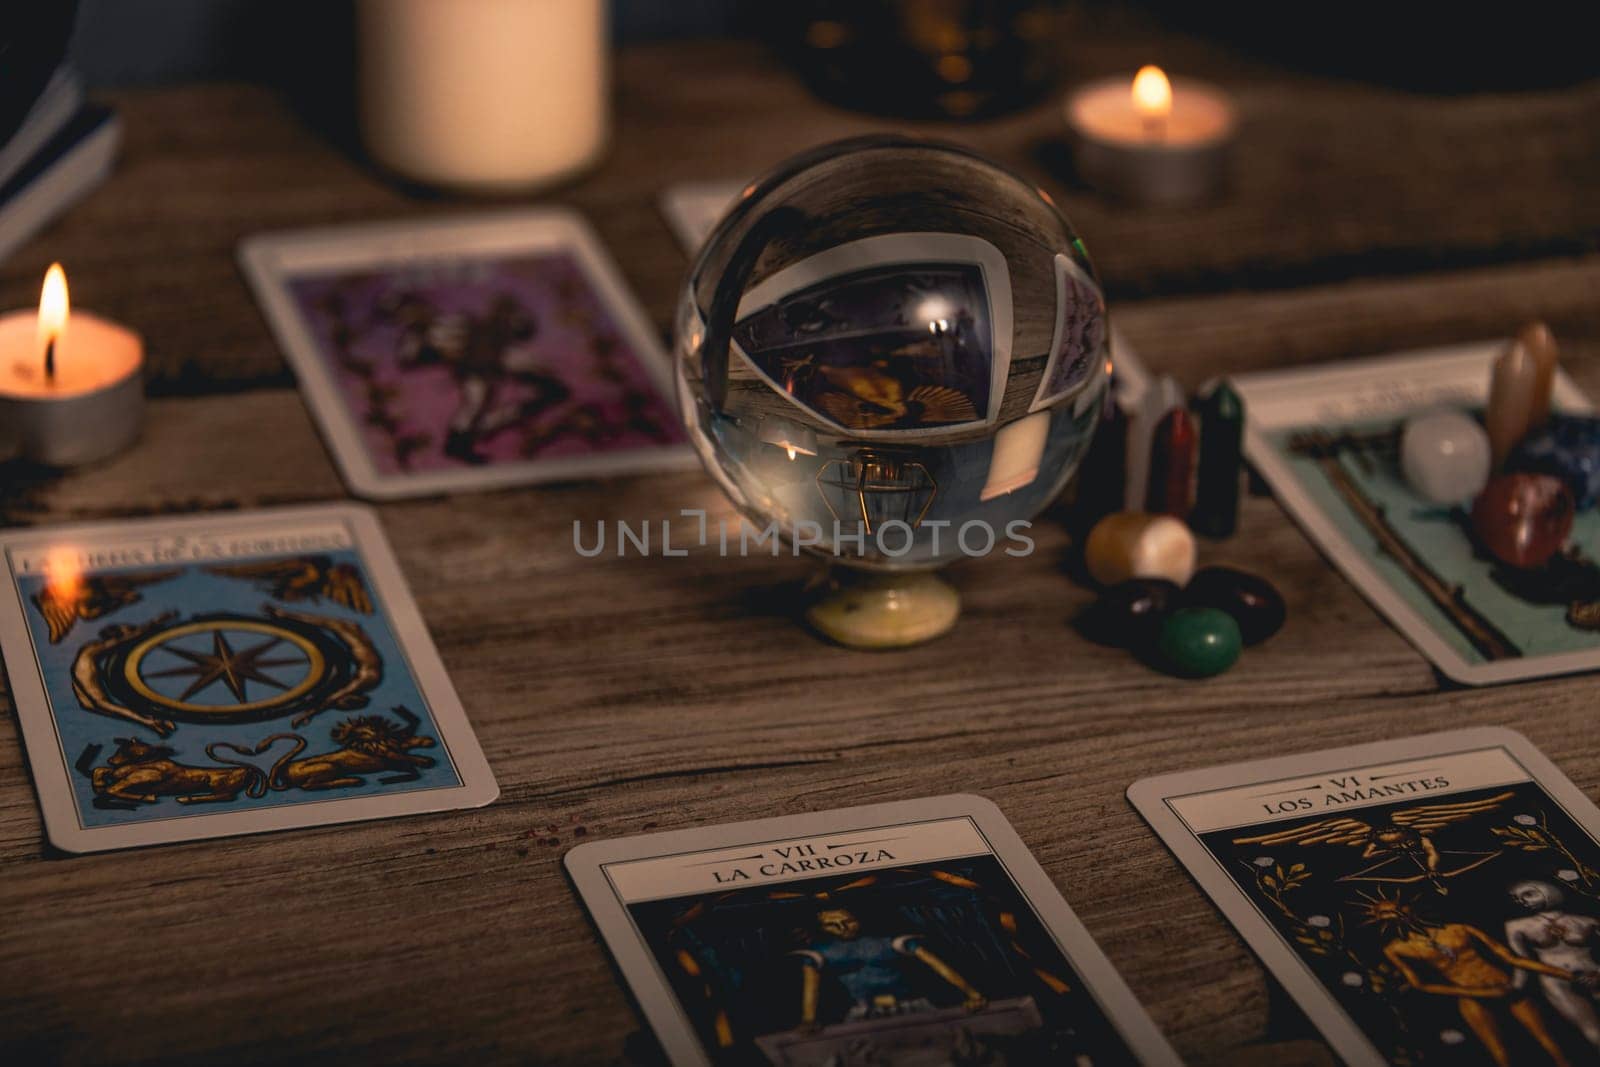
676;136;1110;571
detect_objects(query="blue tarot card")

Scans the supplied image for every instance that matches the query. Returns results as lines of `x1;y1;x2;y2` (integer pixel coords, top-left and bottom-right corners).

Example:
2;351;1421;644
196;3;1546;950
0;504;496;852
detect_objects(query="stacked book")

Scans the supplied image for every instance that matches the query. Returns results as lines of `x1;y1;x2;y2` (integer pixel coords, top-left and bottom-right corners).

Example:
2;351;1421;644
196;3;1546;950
0;67;121;262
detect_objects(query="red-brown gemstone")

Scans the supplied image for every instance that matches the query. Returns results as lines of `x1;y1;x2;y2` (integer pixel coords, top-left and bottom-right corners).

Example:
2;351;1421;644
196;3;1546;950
1470;473;1575;569
1145;407;1196;518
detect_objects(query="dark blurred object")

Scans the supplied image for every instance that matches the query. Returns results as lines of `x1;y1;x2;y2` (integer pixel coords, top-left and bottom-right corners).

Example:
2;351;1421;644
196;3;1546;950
1147;2;1598;90
766;1;1062;119
1;4;79;144
67;0;740;86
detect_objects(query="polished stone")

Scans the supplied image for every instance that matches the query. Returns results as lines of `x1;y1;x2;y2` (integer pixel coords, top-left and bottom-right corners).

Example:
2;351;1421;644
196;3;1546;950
1487;333;1544;468
1156;607;1242;678
1470;473;1575;569
1083;578;1181;648
1192;380;1244;538
1145;407;1196;518
1126;375;1184;510
1185;566;1286;645
1519;321;1558;427
1399;410;1491;504
1511;413;1600;511
1072;393;1128;533
1084;511;1197;587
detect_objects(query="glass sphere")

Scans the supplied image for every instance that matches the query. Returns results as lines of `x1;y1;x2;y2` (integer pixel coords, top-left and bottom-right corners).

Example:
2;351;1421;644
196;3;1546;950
675;136;1110;571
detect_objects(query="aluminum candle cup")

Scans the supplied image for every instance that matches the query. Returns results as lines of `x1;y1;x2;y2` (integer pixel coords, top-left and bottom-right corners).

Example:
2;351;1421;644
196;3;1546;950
1065;67;1236;207
0;266;144;467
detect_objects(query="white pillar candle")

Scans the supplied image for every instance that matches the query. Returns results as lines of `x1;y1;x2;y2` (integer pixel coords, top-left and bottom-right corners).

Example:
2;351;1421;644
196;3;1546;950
1065;65;1236;207
0;263;144;467
358;0;610;192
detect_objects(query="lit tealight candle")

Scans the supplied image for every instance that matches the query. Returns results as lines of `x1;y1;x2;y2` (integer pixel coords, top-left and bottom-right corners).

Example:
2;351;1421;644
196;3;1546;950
1066;65;1236;206
0;263;144;467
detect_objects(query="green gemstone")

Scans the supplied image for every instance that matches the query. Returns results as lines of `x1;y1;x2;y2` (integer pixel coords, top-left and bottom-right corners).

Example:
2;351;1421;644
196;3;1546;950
1156;607;1242;678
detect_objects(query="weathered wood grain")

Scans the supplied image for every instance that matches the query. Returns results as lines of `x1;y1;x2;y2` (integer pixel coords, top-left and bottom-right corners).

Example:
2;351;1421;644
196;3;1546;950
1;321;1597;1065
2;45;1600;1067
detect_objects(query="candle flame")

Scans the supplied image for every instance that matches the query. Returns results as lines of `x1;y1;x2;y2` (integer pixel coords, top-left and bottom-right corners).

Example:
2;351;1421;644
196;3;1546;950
43;547;83;605
786;445;798;461
1131;65;1172;122
38;263;69;370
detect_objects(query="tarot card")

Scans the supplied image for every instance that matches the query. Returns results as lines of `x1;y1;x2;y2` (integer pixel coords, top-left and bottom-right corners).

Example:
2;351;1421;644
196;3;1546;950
1236;342;1598;685
566;794;1179;1066
1130;728;1600;1067
239;209;693;499
1030;253;1110;413
0;505;496;852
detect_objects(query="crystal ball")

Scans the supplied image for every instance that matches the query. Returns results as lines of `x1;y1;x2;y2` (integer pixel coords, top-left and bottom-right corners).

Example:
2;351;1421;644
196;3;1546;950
675;136;1110;570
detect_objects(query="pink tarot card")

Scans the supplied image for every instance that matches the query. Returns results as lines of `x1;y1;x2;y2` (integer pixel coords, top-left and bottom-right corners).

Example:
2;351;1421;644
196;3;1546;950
240;209;693;499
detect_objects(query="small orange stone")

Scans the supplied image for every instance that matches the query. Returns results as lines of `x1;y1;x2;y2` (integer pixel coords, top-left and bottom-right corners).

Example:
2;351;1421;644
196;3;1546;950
1084;511;1197;587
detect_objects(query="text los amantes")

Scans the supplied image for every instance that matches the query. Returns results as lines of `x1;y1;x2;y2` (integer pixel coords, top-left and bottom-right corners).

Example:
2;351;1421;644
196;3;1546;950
1260;774;1453;816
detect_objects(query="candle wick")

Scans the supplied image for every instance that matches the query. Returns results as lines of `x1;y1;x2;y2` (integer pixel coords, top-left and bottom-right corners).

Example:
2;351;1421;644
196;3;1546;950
44;335;56;383
1142;114;1167;141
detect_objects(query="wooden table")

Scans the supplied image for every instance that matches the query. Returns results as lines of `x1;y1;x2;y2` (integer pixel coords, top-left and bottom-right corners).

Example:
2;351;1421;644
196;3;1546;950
3;27;1599;1065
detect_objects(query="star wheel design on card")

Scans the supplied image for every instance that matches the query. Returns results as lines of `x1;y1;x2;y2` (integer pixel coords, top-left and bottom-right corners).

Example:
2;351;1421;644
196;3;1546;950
1233;792;1513;895
126;619;323;713
70;607;384;735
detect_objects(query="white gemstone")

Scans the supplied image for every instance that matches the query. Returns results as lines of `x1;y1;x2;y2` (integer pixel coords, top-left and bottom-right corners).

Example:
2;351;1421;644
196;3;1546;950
1341;972;1363;987
1308;915;1331;928
1400;410;1491;504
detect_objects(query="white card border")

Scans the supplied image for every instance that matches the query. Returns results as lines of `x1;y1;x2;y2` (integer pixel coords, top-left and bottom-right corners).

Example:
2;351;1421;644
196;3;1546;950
566;793;1179;1067
1235;340;1596;685
238;208;696;501
1128;726;1600;1067
0;503;498;853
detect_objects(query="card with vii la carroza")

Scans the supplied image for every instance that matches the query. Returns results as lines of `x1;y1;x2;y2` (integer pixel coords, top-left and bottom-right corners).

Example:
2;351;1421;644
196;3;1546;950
566;794;1179;1066
1130;727;1600;1067
0;504;496;853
